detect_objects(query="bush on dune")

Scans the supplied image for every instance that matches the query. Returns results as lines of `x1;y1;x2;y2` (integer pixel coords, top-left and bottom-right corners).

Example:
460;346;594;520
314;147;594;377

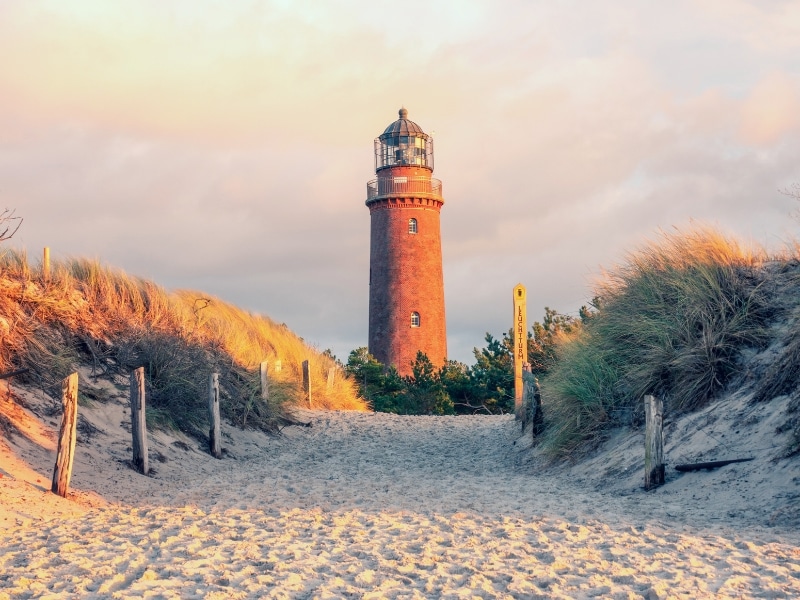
0;250;366;435
540;227;775;458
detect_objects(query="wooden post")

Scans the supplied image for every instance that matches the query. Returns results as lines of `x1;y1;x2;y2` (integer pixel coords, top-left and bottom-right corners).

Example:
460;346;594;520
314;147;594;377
260;361;269;401
208;373;221;459
513;283;527;418
326;367;335;394
522;369;541;432
531;375;543;439
644;395;665;490
521;370;533;429
274;360;282;373
302;360;311;406
43;247;51;283
130;367;149;475
51;372;78;497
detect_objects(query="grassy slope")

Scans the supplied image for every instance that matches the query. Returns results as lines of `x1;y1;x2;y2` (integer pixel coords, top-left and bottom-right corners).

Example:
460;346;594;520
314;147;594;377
0;250;366;436
539;228;800;459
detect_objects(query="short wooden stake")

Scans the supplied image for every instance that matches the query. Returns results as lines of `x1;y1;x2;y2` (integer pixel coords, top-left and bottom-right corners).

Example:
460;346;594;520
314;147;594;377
130;367;149;475
260;361;269;401
51;372;78;498
531;376;543;438
522;370;543;438
43;247;51;283
521;370;535;429
644;394;665;490
274;360;282;373
208;372;221;459
302;360;311;406
326;367;335;394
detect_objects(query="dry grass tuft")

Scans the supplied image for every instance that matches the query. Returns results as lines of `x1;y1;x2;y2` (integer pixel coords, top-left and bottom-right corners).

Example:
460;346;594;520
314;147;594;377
540;227;776;458
0;250;366;434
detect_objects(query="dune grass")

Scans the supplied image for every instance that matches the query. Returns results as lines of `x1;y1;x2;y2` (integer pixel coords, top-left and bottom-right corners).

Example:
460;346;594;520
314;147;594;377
539;227;778;458
0;250;366;435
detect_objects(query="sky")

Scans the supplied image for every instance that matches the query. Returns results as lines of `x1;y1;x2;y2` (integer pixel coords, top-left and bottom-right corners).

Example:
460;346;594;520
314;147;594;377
2;0;799;365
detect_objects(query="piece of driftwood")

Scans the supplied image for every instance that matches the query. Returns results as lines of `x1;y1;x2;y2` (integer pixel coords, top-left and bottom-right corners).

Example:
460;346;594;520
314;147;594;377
644;395;665;490
278;416;312;429
0;368;29;380
51;372;78;497
208;372;221;459
674;457;754;472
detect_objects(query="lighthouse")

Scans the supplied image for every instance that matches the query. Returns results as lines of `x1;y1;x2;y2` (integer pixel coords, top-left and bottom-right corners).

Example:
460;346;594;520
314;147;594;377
366;108;447;375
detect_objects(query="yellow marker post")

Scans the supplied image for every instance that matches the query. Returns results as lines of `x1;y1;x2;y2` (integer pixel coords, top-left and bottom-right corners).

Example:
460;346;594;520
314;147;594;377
513;283;527;418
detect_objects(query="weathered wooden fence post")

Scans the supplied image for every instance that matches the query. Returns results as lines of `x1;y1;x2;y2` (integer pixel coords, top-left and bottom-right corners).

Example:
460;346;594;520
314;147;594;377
208;372;222;458
522;369;543;438
326;367;335;394
130;367;149;475
51;372;78;497
42;247;51;283
260;361;269;401
302;360;311;406
644;394;665;490
531;376;543;439
521;369;534;430
274;360;282;373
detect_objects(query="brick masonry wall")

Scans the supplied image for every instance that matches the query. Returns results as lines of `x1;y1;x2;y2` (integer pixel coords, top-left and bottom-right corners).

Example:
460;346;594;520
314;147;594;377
368;167;447;375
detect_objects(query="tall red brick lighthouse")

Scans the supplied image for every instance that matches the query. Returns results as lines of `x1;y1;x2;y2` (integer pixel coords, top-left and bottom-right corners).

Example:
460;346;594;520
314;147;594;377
366;108;447;375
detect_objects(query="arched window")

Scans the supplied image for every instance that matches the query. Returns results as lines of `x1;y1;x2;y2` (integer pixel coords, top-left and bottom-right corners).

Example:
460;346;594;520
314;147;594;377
411;312;420;327
408;218;418;234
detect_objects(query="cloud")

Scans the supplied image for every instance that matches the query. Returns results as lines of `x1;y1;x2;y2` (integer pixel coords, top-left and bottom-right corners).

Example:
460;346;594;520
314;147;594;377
739;71;800;145
1;0;798;365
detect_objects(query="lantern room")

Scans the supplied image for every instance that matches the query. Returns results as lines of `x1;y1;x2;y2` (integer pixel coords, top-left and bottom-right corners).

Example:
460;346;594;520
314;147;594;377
374;108;434;172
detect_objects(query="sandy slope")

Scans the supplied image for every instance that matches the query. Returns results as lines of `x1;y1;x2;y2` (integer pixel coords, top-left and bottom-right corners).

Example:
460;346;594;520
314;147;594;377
2;387;800;599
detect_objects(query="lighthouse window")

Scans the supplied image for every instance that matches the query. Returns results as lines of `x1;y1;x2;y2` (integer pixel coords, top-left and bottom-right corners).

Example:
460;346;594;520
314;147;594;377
411;312;420;327
408;218;418;234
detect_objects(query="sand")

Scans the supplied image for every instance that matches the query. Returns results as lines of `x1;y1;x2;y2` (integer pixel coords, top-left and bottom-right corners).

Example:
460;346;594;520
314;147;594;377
2;390;800;599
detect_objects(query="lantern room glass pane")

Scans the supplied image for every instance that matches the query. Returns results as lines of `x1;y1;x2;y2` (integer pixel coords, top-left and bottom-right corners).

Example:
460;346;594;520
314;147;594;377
375;134;434;170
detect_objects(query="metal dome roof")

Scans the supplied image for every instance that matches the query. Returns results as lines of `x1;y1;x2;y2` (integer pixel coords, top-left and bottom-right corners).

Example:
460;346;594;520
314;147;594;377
381;108;427;137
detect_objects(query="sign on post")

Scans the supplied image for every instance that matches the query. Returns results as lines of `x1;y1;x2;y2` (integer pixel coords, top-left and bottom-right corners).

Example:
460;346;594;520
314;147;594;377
513;283;527;418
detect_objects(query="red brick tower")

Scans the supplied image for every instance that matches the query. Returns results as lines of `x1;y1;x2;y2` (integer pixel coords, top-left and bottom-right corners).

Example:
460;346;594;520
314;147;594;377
366;108;447;375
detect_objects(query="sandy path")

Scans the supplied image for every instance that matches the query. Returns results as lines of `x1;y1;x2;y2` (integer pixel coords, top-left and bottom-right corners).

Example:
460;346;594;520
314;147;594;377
2;411;799;599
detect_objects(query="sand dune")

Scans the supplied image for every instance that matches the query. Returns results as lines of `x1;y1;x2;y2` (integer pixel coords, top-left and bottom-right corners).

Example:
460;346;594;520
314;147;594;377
2;402;799;599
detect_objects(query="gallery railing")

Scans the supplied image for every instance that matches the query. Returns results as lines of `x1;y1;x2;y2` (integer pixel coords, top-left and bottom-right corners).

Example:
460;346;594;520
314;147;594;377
366;176;442;202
